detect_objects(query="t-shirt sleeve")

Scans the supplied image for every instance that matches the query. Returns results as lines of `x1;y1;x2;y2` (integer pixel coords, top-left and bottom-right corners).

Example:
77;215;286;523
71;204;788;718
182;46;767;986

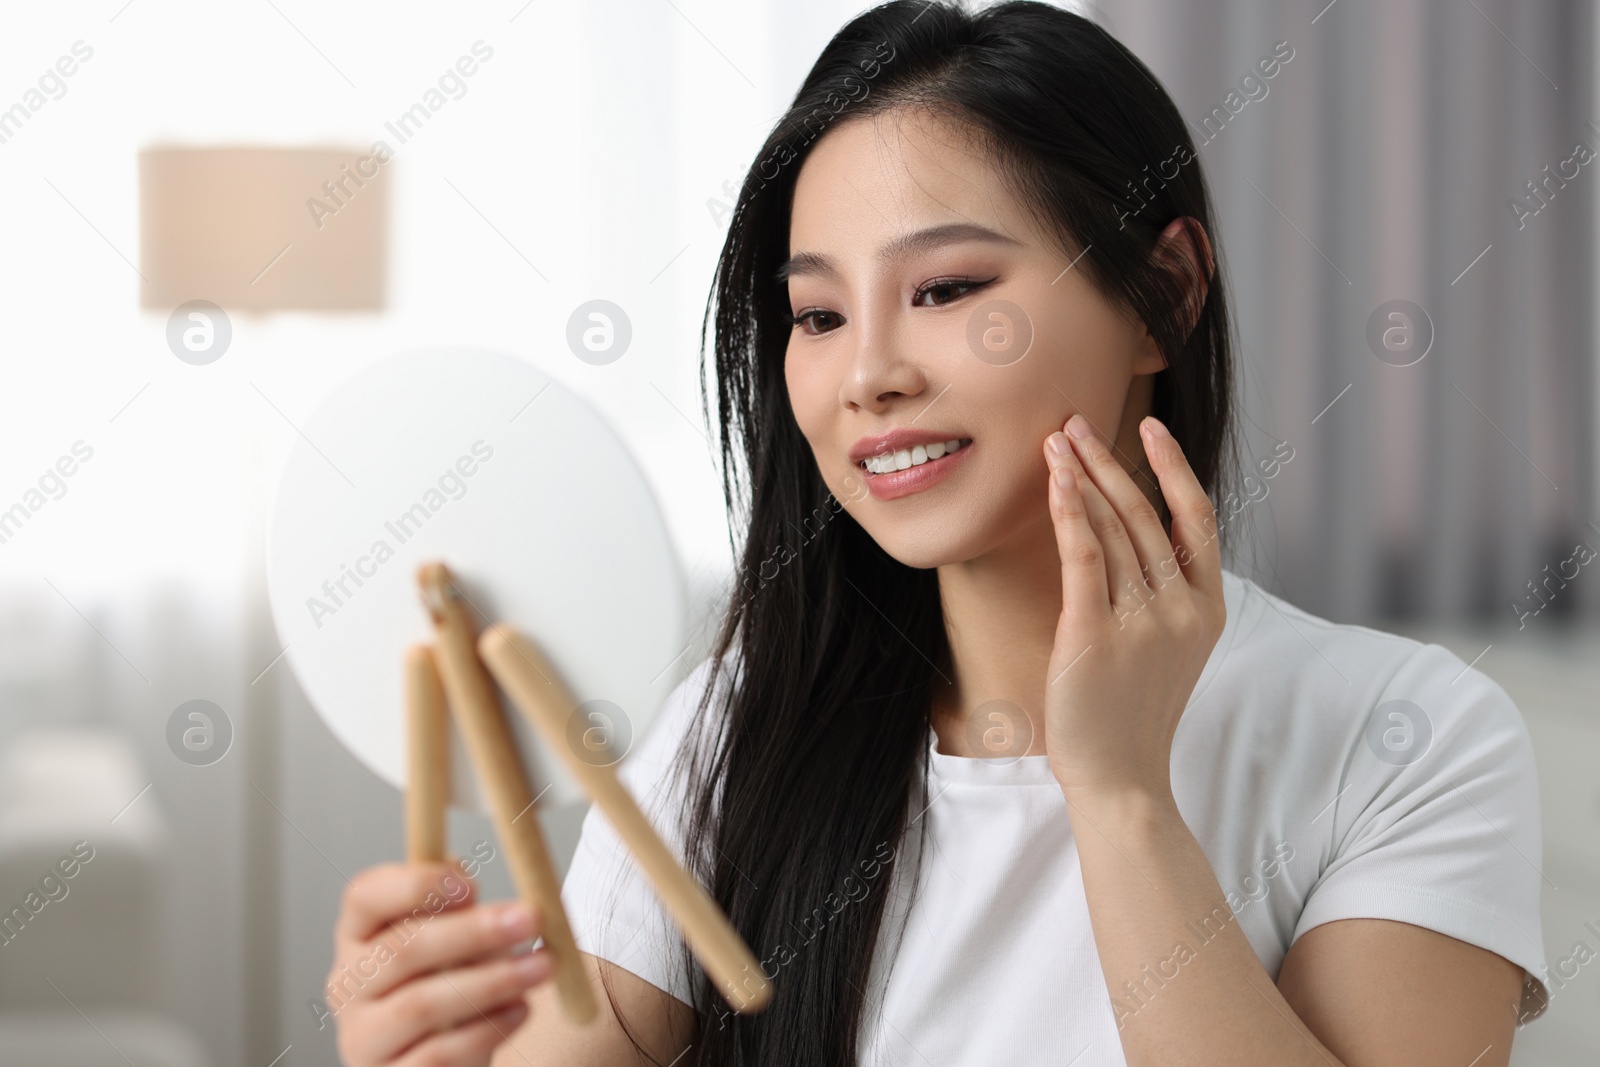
558;654;721;1006
1291;640;1550;1021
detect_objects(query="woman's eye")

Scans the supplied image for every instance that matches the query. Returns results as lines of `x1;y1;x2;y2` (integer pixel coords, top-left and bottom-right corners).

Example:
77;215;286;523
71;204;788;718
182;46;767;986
790;279;993;332
791;309;842;335
912;278;990;307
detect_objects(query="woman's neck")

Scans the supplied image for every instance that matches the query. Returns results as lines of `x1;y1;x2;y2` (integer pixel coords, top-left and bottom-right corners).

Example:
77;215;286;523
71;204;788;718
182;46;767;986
930;510;1063;758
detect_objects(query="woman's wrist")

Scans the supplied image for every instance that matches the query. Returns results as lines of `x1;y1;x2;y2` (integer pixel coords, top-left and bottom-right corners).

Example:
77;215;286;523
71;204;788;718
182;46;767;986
1054;774;1181;836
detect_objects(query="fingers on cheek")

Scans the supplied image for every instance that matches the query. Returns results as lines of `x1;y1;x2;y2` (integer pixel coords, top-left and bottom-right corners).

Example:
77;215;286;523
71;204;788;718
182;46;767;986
1056;467;1081;518
1064;446;1093;481
1046;434;1089;481
1065;452;1108;509
1053;467;1095;533
1045;436;1097;519
1071;440;1113;495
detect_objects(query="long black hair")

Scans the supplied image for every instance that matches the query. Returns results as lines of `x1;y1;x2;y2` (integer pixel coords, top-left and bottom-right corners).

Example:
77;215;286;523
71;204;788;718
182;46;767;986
613;2;1240;1062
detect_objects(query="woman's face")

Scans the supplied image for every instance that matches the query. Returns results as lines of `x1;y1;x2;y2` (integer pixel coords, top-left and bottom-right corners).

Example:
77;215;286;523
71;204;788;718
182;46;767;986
783;107;1168;569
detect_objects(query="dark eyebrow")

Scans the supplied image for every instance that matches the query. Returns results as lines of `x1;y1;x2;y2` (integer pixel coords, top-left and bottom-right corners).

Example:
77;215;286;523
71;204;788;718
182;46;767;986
775;222;1022;284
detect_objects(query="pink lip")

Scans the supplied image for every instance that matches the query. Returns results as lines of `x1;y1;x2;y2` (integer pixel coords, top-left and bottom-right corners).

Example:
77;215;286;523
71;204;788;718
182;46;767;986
859;440;974;501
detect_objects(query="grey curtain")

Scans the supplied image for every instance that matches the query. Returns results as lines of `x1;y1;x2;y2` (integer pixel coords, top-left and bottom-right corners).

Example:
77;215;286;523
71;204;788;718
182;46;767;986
1100;0;1598;626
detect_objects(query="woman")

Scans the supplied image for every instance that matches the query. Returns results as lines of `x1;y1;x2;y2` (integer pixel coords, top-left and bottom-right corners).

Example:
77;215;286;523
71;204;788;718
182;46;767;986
326;3;1547;1064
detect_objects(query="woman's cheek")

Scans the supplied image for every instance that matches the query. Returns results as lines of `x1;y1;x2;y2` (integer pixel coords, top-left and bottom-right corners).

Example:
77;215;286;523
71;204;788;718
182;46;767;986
783;362;829;454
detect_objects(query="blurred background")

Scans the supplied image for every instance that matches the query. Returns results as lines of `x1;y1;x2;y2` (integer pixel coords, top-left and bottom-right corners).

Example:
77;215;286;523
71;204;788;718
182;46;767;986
0;0;1595;1064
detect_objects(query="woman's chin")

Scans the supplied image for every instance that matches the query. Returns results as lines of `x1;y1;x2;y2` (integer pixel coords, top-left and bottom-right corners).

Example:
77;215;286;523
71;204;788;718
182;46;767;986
856;494;1053;572
861;527;983;572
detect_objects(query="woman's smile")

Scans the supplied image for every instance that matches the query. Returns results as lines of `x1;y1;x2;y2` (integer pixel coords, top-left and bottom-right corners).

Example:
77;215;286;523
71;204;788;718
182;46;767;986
855;435;974;501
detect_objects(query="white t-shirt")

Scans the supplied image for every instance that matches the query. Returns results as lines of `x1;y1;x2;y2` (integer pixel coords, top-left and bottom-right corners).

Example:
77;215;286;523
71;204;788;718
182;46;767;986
559;567;1549;1064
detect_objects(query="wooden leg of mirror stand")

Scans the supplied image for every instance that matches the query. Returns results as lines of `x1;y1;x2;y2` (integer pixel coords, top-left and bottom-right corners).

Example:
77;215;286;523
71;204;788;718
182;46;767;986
416;563;598;1025
406;645;450;865
480;624;773;1014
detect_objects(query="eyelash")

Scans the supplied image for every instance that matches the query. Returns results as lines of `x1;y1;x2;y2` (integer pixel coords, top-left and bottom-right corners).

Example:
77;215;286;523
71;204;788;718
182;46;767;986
789;276;995;335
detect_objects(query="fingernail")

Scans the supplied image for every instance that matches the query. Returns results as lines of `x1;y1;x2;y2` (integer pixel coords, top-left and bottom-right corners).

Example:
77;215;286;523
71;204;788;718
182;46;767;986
1142;416;1171;439
514;951;553;982
497;905;534;938
1066;413;1093;439
1047;432;1069;455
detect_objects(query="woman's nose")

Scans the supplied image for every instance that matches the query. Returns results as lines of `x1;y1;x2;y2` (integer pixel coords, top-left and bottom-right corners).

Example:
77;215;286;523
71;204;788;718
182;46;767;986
839;308;928;412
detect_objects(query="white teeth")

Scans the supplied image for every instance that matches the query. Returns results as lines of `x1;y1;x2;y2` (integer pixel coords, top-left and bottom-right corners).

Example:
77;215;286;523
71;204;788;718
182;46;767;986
862;438;968;474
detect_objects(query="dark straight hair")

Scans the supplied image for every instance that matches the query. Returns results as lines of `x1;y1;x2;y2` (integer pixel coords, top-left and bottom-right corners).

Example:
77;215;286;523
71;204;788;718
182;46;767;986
607;2;1240;1063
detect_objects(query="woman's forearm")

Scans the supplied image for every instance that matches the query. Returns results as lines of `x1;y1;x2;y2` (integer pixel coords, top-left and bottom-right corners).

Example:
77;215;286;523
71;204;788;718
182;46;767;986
1062;785;1342;1067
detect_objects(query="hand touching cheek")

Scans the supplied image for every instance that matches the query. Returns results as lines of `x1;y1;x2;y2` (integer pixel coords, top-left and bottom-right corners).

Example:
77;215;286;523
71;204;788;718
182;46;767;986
1039;413;1227;803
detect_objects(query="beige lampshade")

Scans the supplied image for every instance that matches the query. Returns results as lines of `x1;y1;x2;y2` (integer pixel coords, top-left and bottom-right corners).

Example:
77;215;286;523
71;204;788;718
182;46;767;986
139;145;389;312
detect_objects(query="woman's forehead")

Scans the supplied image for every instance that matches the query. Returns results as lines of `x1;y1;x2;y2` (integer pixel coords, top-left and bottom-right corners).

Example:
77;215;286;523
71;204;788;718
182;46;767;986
789;111;1042;261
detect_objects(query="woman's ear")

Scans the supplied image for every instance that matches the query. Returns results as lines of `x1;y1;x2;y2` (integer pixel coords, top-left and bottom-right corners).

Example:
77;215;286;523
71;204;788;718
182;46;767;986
1152;216;1214;340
